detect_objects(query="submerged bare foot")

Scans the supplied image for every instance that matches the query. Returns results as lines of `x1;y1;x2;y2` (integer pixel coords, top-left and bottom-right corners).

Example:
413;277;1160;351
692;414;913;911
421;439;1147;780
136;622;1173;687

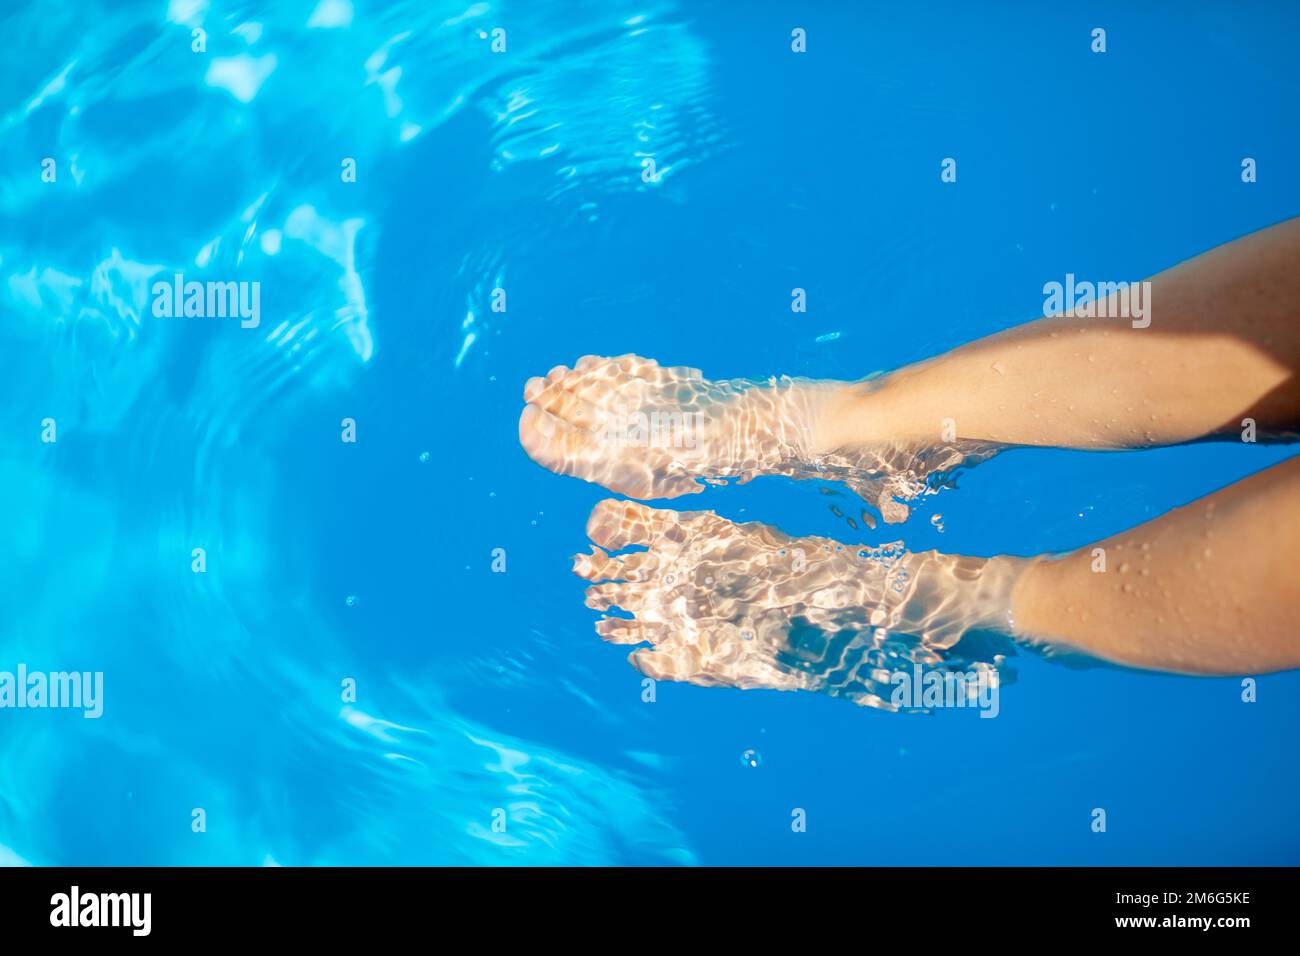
519;354;995;523
519;354;835;499
573;499;1026;710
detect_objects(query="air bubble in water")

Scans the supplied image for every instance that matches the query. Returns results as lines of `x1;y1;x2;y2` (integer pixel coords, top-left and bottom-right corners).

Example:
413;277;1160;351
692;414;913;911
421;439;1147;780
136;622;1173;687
345;595;358;607
930;513;945;533
418;451;431;463
740;749;762;768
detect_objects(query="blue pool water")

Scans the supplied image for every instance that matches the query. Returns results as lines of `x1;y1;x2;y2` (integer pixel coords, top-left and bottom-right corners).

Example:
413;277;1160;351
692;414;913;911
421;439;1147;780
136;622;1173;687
2;0;1298;865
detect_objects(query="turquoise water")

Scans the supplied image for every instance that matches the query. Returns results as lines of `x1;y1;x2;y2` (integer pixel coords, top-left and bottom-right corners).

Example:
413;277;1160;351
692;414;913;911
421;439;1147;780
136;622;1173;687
2;0;1298;865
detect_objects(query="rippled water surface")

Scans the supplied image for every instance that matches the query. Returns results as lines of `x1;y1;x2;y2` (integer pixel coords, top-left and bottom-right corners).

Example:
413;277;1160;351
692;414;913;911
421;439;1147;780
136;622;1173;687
2;1;1299;865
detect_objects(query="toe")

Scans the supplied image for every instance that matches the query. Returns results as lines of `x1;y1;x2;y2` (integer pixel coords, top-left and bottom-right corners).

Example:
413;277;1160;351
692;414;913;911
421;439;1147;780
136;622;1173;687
584;581;654;613
595;618;668;645
519;405;598;475
523;375;547;402
628;646;699;683
533;383;599;430
571;546;624;582
586;499;674;549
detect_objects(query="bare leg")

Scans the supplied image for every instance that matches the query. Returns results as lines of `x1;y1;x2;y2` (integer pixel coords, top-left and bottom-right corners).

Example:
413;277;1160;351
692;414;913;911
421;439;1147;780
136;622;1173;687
837;216;1300;449
1011;456;1300;675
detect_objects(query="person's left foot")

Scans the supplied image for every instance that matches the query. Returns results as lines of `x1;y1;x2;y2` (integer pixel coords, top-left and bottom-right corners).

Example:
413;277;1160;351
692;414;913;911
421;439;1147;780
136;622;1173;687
573;499;1021;708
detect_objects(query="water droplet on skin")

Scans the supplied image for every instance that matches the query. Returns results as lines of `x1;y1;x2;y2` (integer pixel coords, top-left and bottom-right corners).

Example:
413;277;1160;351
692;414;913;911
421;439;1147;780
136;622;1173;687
991;361;1005;375
1119;563;1130;573
740;749;762;769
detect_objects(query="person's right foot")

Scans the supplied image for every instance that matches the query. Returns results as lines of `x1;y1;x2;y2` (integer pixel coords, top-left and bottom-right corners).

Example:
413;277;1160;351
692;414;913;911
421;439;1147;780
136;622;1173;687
519;353;841;499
